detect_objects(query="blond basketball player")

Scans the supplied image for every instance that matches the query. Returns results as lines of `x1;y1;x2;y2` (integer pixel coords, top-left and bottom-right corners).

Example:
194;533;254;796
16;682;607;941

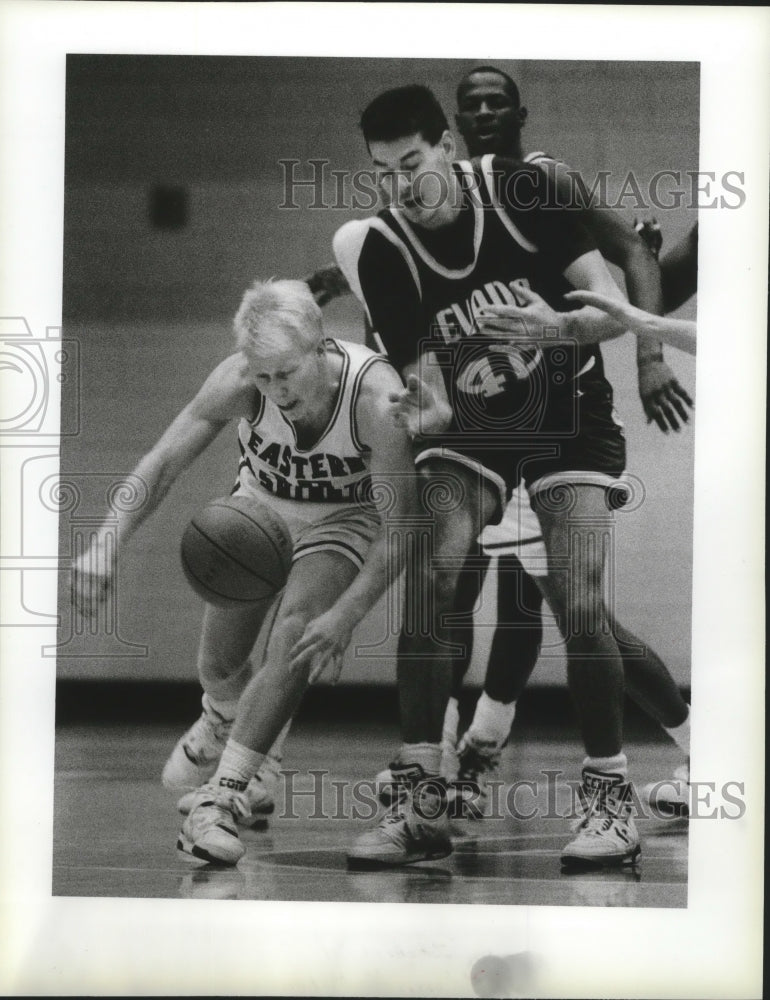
72;279;419;865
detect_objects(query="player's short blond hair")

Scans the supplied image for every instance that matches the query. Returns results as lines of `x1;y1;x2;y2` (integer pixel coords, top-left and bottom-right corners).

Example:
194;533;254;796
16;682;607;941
234;279;323;357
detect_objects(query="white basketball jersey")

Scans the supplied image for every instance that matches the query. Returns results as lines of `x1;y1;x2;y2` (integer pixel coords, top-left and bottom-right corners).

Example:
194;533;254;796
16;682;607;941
236;339;387;518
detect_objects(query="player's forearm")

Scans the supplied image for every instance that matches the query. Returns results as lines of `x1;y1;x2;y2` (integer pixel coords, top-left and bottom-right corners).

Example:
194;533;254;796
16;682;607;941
97;451;179;551
622;241;666;362
636;316;697;356
559;305;626;346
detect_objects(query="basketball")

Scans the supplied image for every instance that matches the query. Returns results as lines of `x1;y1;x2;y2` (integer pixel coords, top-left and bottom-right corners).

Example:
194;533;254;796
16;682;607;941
180;495;293;607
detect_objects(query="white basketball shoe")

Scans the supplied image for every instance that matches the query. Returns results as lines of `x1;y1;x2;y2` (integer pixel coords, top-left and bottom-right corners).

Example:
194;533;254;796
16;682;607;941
375;701;460;805
454;732;504;819
176;783;251;865
348;764;452;867
561;768;641;868
177;753;281;829
162;694;232;792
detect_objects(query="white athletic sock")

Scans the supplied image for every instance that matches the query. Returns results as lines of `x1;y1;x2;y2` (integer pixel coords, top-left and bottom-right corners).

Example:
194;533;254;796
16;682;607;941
664;710;690;756
468;692;516;746
583;753;628;779
396;742;442;777
202;659;253;714
212;739;265;792
202;691;238;723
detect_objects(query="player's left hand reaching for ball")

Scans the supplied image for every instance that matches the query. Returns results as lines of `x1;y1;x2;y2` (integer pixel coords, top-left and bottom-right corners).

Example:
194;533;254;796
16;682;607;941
637;357;693;433
290;609;352;685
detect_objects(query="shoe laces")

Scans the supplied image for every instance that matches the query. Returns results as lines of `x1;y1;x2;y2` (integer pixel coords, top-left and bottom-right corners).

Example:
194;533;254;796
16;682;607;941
198;784;251;824
571;784;630;834
376;785;412;830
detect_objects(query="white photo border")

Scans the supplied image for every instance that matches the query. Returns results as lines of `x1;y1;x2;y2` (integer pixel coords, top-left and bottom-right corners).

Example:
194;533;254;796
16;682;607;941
0;3;766;998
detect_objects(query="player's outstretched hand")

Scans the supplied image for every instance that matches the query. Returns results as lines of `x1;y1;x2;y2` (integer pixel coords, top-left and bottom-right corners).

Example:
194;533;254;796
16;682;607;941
564;289;694;432
388;373;450;437
563;288;644;329
290;608;351;685
636;358;693;433
476;280;562;343
71;543;115;619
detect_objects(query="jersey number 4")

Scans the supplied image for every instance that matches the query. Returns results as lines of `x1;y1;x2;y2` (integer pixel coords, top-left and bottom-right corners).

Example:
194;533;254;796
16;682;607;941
456;347;542;398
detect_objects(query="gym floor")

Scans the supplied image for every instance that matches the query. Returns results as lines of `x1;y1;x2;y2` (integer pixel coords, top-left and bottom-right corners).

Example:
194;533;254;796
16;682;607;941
53;687;688;909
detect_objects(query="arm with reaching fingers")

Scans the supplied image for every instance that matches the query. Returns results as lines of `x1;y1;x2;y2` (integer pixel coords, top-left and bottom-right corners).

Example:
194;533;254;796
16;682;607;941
544;162;692;431
71;355;250;618
475;253;629;348
564;289;697;356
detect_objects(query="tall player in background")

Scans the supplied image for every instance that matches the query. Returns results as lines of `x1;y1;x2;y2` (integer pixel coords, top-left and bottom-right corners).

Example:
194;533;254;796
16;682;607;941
331;67;693;817
73;279;419;865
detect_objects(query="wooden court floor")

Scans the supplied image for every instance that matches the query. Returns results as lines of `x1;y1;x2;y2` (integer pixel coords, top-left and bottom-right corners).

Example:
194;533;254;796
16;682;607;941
53;715;688;909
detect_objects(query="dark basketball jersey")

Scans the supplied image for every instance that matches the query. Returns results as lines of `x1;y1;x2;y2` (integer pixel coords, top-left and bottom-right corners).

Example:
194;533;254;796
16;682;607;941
351;155;610;447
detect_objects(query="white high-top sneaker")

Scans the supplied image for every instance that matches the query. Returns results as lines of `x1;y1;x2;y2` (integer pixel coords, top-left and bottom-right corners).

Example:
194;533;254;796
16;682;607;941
348;764;452;867
176;783;251;865
561;768;641;868
162;695;232;791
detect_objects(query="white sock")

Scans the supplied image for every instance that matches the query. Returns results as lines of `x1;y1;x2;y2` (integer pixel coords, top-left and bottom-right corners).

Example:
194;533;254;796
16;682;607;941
664;710;690;756
212;739;265;792
583;753;628;779
202;691;238;723
396;742;442;777
468;692;516;746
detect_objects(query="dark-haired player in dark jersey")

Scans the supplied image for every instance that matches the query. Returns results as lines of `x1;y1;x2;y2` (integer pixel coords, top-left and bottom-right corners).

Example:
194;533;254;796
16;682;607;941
330;68;691;823
341;84;660;868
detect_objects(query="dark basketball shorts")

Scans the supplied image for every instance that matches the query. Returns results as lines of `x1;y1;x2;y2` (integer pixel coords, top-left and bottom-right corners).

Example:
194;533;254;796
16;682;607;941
414;377;629;518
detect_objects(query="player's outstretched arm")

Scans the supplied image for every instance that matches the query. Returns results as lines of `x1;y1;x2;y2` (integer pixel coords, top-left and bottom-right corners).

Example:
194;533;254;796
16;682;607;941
564;290;697;356
548;162;692;431
72;354;251;617
475;253;627;347
289;363;419;683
